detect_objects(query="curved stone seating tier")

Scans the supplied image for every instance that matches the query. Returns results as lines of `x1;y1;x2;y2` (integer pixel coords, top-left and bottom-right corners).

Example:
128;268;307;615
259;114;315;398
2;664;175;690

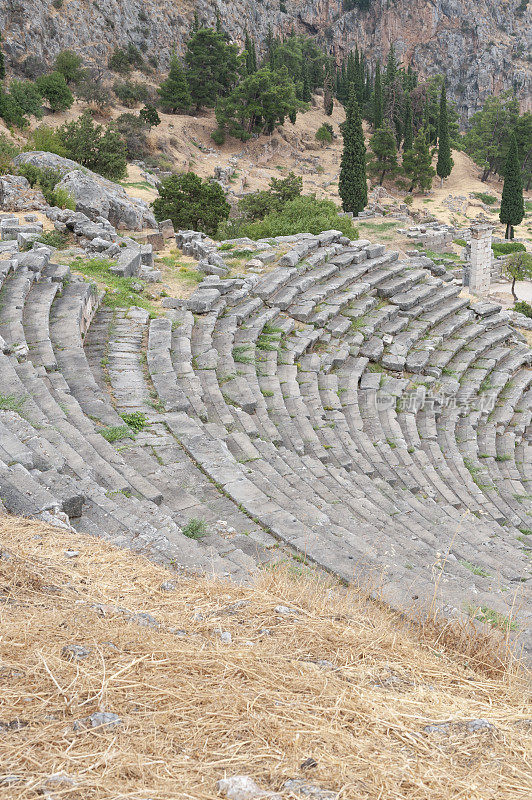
0;236;530;648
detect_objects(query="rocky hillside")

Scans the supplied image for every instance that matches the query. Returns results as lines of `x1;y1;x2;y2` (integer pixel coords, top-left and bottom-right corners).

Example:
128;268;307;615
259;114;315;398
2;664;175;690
1;0;530;120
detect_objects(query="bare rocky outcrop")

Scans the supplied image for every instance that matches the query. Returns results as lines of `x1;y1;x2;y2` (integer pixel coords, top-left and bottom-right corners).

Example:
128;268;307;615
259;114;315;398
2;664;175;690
12;152;156;230
0;1;529;121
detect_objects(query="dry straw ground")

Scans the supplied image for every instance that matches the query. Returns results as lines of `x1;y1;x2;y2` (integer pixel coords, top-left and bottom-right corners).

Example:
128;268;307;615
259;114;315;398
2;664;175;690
0;516;530;799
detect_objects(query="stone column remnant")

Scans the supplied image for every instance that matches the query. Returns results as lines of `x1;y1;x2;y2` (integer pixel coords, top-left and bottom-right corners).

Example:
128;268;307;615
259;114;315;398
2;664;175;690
469;223;492;296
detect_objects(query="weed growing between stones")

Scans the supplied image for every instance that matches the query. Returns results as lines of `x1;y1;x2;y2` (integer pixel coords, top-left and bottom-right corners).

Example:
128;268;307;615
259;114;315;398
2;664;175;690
182;518;208;539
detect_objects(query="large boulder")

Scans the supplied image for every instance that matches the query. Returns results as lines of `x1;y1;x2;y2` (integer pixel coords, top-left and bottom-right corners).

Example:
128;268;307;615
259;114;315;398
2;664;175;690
0;174;47;212
12;152;157;231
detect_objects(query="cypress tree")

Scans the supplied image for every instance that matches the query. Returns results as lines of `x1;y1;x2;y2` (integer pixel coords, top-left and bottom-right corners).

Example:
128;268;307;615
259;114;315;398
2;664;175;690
436;81;453;186
244;31;256;75
373;61;382;130
500;131;525;239
0;34;5;83
158;54;192;113
323;60;334;116
402;91;413;151
339;84;367;215
385;44;397;85
347;51;356;88
301;61;311;102
266;25;275;66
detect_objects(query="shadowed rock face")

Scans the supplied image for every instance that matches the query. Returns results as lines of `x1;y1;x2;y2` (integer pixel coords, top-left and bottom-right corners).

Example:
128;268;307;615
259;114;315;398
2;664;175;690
12;152;156;230
0;0;529;120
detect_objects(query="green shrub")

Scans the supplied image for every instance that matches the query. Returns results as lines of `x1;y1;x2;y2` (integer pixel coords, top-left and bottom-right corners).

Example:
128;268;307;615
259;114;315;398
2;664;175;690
16;163;42;187
112;113;150;159
472;191;497;205
210;127;225;146
54;50;83;83
152;172;230;236
113;80;149;108
403;195;414;206
315;123;333;144
139;105;161;127
514;300;532;318
182;518;208;539
237;172;302;222
49;187;76;210
492;241;526;256
108;48;132;74
36;230;70;248
36;72;74;112
219;195;358;240
25;124;68;157
0;134;20;174
8;79;43;119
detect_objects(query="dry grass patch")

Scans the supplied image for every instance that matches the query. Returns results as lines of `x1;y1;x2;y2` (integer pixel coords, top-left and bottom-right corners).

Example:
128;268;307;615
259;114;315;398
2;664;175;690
0;515;530;799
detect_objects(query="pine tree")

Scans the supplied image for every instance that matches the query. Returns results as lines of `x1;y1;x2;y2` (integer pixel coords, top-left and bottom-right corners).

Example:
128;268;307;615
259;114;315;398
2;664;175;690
499;131;525;239
339;84;367;215
185;27;240;110
402;91;413;151
436;81;453;186
158;54;192;113
373;61;382;130
403;127;435;193
192;11;200;32
367;125;398;185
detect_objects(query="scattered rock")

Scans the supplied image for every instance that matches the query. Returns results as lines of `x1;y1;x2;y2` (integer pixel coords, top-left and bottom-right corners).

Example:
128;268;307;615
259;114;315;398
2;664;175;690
216;775;279;799
61;644;91;661
73;711;122;731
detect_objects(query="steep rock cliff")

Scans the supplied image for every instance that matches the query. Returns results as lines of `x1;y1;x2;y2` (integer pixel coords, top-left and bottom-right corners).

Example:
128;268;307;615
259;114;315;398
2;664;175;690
0;0;530;119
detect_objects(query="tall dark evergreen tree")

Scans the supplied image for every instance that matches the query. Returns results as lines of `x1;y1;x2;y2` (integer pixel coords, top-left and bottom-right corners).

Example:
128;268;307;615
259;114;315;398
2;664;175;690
244;31;257;75
0;34;5;83
384;44;397;85
436;80;453;186
323;60;334;116
500;131;525;239
402;91;413;151
347;51;356;88
373;61;383;130
339;84;367;215
300;61;311;102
